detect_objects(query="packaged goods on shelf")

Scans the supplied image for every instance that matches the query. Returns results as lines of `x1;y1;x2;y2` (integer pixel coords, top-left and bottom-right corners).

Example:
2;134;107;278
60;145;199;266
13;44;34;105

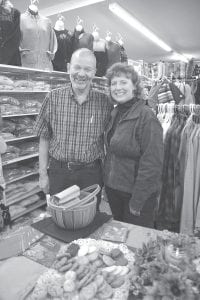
0;96;20;106
14;80;35;90
0;64;71;219
14;118;35;137
34;81;50;90
3;166;33;182
2;120;16;134
18;141;38;156
11;116;35;126
2;117;35;138
5;179;40;203
22;100;42;113
9;204;27;218
1;145;21;162
20;194;41;207
0;76;15;90
6;182;26;200
1;132;15;140
1;104;22;115
3;164;37;182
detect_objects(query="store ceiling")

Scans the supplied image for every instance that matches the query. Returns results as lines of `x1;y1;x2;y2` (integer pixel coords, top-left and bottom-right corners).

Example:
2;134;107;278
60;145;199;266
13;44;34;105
13;0;200;62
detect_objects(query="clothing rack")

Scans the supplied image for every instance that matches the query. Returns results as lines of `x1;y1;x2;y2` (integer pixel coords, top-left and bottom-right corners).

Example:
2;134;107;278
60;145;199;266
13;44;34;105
157;102;200;234
157;103;200;115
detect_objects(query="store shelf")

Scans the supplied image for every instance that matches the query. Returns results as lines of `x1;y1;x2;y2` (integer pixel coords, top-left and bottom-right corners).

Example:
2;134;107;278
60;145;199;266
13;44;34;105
5;171;39;185
2;153;39;166
0;64;68;221
5;135;37;143
6;186;42;206
11;199;46;221
0;90;48;94
2;113;39;118
0;63;67;75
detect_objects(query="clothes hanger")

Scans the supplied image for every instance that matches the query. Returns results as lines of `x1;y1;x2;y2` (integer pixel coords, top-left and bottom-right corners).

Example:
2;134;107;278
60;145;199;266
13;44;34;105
92;24;99;41
54;15;65;31
105;31;112;42
116;33;124;46
28;0;39;14
75;16;83;32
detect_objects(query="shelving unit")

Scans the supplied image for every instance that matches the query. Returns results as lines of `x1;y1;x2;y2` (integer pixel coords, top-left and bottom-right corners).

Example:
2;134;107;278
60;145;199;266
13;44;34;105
0;64;70;221
7;187;42;206
2;113;39;118
5;135;37;143
2;153;39;166
5;171;39;185
0;90;49;94
11;199;47;221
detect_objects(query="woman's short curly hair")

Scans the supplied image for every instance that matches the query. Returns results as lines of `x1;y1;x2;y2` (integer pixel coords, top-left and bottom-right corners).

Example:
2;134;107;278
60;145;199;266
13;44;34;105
106;63;144;99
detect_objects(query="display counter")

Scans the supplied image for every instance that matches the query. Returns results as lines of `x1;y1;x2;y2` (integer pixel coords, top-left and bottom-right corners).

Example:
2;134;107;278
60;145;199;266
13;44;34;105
1;214;200;300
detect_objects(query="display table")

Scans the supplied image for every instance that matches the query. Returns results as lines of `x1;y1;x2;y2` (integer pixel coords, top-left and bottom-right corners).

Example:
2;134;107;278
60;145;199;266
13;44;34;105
1;215;200;300
0;216;163;300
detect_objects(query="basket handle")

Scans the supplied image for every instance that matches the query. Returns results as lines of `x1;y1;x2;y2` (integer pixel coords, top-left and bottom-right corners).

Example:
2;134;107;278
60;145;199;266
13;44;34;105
70;184;101;209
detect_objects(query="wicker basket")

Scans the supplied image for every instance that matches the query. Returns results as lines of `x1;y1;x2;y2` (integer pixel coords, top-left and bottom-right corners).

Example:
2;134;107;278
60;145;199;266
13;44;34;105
47;184;100;230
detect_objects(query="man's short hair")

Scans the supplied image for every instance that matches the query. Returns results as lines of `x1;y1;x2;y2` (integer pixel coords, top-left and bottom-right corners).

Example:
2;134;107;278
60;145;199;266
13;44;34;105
70;48;96;67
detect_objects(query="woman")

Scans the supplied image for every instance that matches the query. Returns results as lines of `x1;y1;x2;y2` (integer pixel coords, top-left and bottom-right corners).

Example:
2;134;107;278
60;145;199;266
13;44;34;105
104;63;164;228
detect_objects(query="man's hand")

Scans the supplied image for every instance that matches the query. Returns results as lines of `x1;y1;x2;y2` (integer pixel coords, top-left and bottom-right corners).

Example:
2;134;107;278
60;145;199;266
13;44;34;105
39;173;49;194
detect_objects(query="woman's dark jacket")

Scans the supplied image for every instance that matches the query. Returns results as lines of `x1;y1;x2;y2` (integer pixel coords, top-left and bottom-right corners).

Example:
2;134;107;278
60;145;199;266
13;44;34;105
104;99;164;212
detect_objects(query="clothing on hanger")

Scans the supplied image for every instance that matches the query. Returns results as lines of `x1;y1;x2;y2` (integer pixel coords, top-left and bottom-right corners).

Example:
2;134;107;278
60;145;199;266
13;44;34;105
175;81;195;104
92;33;108;77
72;28;93;52
157;104;200;234
194;81;200;104
0;5;21;65
106;40;121;69
20;10;57;70
52;29;72;72
118;44;128;63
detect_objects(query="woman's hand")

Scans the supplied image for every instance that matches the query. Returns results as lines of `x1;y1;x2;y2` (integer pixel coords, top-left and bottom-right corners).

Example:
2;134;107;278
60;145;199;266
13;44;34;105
129;206;140;216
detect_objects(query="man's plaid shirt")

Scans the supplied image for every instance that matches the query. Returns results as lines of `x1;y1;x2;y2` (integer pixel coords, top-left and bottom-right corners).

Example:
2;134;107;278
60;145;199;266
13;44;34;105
34;84;112;163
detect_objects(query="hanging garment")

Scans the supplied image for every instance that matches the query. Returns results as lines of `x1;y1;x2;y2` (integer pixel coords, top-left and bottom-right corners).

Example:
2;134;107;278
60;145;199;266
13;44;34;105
157;61;164;79
186;58;194;79
20;11;57;70
72;29;93;52
169;83;185;104
94;51;108;77
180;62;187;79
175;82;195;105
194;127;200;228
148;82;162;110
193;64;200;77
52;29;72;72
175;116;195;222
157;109;173;141
106;41;121;69
194;81;200;104
180;120;200;234
158;83;174;103
93;38;108;77
118;44;128;63
0;6;21;65
158;114;186;225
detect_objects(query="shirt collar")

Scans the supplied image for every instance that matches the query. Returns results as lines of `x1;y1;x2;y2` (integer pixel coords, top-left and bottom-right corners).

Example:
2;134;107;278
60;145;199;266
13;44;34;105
25;9;40;19
69;84;93;104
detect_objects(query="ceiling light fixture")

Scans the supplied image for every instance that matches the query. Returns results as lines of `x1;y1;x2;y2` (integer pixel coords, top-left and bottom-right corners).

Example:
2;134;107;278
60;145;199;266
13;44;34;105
171;52;189;63
109;2;172;52
41;0;106;17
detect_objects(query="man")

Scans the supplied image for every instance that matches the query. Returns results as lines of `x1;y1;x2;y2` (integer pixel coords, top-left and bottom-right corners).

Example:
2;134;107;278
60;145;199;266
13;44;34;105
34;48;112;209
